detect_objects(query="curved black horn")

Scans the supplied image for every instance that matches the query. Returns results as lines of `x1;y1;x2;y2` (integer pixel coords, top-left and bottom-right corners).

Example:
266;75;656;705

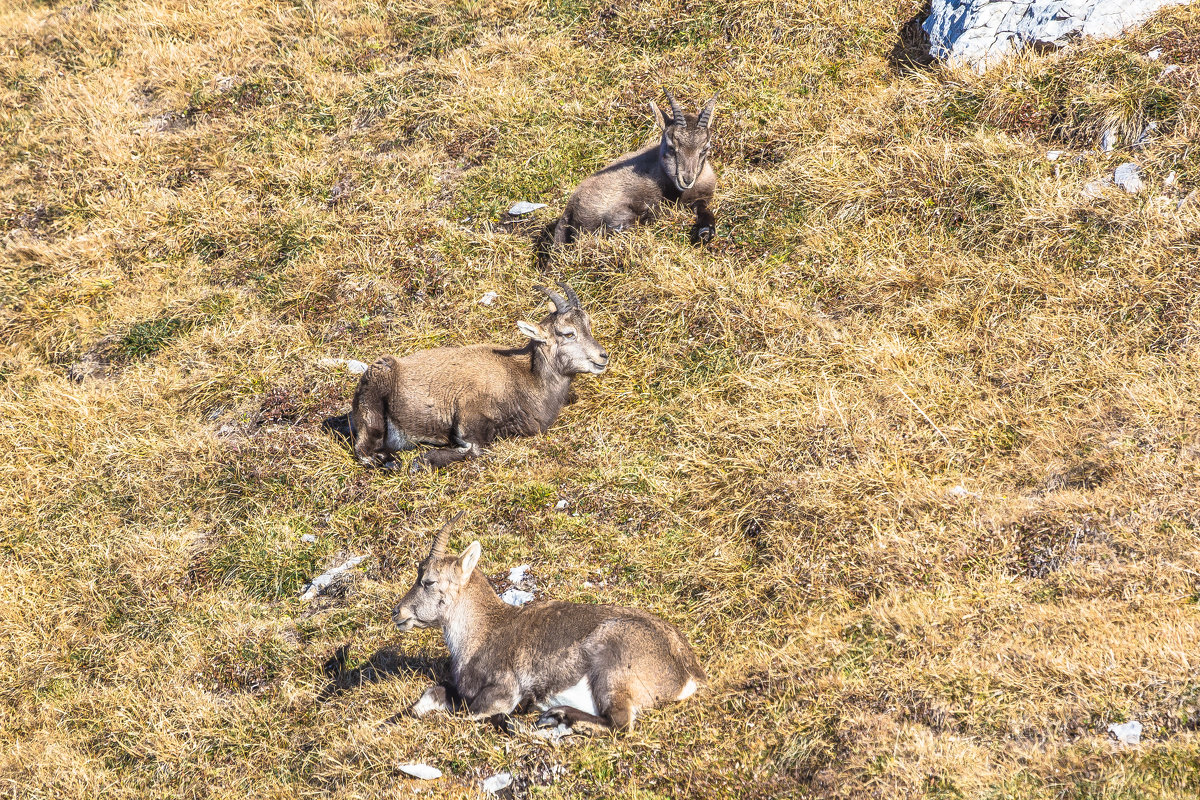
429;510;464;558
697;96;716;129
664;89;685;128
534;284;570;313
556;281;581;309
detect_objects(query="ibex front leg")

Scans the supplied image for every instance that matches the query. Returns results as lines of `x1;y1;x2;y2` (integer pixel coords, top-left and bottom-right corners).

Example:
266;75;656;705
688;197;715;245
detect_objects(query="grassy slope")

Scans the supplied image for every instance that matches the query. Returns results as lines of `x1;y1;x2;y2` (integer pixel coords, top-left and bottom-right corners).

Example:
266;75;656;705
2;0;1200;797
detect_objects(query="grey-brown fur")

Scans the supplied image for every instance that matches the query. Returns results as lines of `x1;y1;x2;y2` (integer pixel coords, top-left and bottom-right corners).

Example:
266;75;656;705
551;90;717;249
350;284;606;472
393;517;706;732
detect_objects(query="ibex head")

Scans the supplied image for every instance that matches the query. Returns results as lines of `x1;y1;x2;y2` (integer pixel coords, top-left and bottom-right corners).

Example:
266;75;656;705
393;512;478;632
517;282;608;376
649;90;716;193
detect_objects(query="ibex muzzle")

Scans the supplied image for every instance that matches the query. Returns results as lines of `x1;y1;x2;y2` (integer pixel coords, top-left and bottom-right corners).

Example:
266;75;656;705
394;515;707;733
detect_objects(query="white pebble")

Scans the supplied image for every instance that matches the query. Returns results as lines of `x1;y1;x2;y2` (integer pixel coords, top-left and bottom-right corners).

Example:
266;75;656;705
398;763;442;780
554;499;568;511
507;565;530;584
1108;720;1142;746
508;201;546;216
346;359;369;375
301;533;317;544
500;588;535;607
479;291;498;306
481;772;513;793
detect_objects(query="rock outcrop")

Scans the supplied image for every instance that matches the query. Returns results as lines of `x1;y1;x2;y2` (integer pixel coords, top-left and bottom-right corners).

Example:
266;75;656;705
923;0;1192;69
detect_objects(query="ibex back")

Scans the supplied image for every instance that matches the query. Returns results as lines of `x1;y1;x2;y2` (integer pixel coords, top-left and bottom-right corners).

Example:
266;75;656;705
549;90;718;251
394;515;706;733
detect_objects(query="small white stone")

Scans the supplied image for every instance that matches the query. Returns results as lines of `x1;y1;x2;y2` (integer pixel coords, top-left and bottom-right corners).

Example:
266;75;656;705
1046;150;1064;161
1147;47;1163;60
1114;162;1144;194
301;533;317;544
1082;179;1111;199
398;763;442;780
1100;129;1117;153
299;555;368;601
507;565;530;584
947;485;971;498
500;588;535;607
1164;171;1178;189
1108;720;1142;745
1161;64;1180;77
554;499;568;511
346;359;369;375
508;201;546;216
479;291;498;306
481;772;513;793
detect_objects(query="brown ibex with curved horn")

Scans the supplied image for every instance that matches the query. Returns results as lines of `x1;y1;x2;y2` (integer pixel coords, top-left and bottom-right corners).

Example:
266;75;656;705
350;283;607;472
394;514;706;733
548;90;718;251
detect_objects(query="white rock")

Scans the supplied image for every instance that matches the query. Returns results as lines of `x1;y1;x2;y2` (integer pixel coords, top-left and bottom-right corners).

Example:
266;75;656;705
1108;720;1142;745
924;1;1192;71
531;723;573;741
1100;128;1118;153
301;533;317;544
1147;47;1163;60
1161;64;1180;77
1082;178;1111;199
398;763;442;780
507;565;530;584
481;772;513;793
947;485;971;498
299;555;368;601
479;291;499;306
554;499;569;511
1114;162;1144;194
500;588;535;607
1164;171;1178;189
508;201;546;216
346;359;369;375
1046;150;1064;161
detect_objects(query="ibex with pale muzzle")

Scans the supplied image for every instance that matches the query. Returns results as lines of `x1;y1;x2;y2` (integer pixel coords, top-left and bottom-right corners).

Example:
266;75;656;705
394;514;706;733
350;283;607;472
549;90;718;250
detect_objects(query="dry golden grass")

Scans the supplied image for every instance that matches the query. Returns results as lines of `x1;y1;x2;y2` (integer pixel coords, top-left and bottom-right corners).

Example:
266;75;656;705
3;0;1200;796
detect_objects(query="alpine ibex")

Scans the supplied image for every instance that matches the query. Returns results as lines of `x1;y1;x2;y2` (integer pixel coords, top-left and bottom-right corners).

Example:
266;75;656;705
350;283;607;472
550;90;718;248
394;515;706;733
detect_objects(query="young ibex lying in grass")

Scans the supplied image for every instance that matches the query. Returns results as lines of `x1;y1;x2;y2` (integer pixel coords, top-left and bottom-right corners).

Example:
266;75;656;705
350;283;607;472
550;90;718;249
394;515;706;733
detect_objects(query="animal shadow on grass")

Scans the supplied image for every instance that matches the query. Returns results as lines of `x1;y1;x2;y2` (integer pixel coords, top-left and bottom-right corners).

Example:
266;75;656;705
321;413;353;450
318;643;449;705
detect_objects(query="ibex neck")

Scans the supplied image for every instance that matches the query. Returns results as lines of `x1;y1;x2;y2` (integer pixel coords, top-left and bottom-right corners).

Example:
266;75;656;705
442;572;515;670
529;343;572;396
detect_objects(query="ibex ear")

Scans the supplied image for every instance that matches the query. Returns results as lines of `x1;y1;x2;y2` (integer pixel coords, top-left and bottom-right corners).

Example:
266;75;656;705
648;100;670;131
458;541;481;579
517;321;549;342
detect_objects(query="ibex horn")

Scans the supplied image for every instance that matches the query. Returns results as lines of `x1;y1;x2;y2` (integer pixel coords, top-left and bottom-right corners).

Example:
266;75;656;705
535;284;570;313
429;510;465;558
664;89;685;128
556;281;580;310
697;96;717;129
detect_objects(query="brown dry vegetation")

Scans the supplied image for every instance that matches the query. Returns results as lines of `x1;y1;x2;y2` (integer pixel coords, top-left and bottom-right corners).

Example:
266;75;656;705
2;0;1200;797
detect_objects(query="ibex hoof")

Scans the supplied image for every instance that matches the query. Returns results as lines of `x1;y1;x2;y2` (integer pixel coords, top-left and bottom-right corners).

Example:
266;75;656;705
692;226;714;245
535;708;569;728
408;457;431;475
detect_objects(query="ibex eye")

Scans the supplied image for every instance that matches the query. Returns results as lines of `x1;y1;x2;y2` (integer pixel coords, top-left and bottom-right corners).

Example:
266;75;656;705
421;580;434;589
562;330;576;339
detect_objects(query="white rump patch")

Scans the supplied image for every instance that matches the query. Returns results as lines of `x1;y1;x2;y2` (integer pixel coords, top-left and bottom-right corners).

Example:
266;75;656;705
676;678;698;701
538;677;597;716
385;421;413;452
